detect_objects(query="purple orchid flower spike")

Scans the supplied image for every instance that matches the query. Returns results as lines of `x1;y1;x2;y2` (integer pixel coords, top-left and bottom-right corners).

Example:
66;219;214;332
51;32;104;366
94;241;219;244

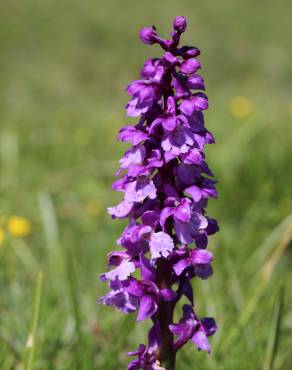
99;16;219;370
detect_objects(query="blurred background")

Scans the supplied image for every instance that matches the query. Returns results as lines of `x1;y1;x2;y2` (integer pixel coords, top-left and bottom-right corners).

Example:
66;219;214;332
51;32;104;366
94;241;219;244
0;0;292;369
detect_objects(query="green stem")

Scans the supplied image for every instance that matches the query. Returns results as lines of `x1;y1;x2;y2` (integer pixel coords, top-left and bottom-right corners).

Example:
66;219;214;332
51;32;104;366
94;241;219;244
156;260;176;370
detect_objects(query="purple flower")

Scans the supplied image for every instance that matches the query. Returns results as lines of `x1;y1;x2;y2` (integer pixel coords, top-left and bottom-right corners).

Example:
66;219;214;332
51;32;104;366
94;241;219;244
159;197;192;231
100;251;136;281
179;93;209;115
169;305;217;352
100;17;219;369
124;177;157;203
126;278;176;321
118;126;148;145
127;323;165;370
99;279;138;313
174;210;208;244
150;96;178;132
173;16;187;33
119;145;146;170
126;80;161;117
180;59;201;74
140;27;158;45
107;199;134;219
173;247;213;276
149;231;174;259
161;124;196;156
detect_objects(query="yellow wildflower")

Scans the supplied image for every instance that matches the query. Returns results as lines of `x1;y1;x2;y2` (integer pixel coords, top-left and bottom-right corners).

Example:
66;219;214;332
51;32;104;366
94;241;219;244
7;216;32;237
0;227;4;246
85;199;101;217
229;96;254;119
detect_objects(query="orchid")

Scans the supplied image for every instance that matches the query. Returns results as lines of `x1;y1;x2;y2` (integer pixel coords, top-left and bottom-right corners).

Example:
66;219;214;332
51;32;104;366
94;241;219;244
99;16;219;370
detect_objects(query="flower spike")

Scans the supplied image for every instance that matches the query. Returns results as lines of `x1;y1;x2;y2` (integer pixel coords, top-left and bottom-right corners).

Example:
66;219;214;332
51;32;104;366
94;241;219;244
100;16;219;370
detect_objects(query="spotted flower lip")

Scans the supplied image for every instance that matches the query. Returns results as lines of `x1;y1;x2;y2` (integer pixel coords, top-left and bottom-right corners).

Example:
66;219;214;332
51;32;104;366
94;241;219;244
99;16;219;370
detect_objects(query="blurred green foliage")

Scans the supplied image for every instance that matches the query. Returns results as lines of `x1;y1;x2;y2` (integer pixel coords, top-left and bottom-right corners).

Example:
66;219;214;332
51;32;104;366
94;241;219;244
0;0;291;369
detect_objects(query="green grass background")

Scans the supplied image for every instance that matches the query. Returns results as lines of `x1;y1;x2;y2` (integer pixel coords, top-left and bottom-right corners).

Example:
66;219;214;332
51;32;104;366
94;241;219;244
0;0;292;369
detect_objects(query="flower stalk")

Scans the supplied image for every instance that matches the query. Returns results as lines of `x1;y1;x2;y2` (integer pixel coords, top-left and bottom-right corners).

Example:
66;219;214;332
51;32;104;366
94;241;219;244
99;16;218;370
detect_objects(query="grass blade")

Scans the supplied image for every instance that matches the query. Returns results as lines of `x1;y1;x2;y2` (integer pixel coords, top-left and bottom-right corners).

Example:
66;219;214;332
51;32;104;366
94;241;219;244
23;271;44;370
246;213;292;271
218;224;289;354
263;285;284;370
39;192;90;369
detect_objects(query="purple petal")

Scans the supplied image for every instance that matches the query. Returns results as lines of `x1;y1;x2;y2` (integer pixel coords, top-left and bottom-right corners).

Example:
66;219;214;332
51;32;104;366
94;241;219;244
174;198;192;223
182;304;197;320
164;51;179;65
127;344;146;357
185;74;205;90
173;258;191;275
185;185;202;202
161;126;195;155
107;251;129;266
190;249;213;265
141;210;160;228
101;260;136;281
164;183;179;198
126;280;145;297
181;280;194;304
169;323;193;349
206;218;219;235
191;330;211;352
107;199;133;218
159;207;174;229
161;115;177;131
192;212;208;231
149;232;174;259
195;233;208;249
139;27;158;45
173;16;187;33
169;323;189;335
182;149;203;165
137;295;158;321
119;145;145;169
201;317;217;337
141;58;157;78
112;176;128;191
176;164;200;186
148;322;162;350
118;126;148;145
179;94;208;116
140;254;156;281
99;288;137;313
127;360;140;370
125;178;157;203
126;80;144;95
195;264;213;279
166;96;176;114
174;220;193;244
180;59;201;74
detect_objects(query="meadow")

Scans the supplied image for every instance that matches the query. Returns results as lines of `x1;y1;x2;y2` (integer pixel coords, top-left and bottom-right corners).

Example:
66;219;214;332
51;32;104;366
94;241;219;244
0;0;292;369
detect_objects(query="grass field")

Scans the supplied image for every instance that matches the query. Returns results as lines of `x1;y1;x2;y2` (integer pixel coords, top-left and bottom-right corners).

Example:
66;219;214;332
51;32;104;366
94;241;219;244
0;0;292;369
